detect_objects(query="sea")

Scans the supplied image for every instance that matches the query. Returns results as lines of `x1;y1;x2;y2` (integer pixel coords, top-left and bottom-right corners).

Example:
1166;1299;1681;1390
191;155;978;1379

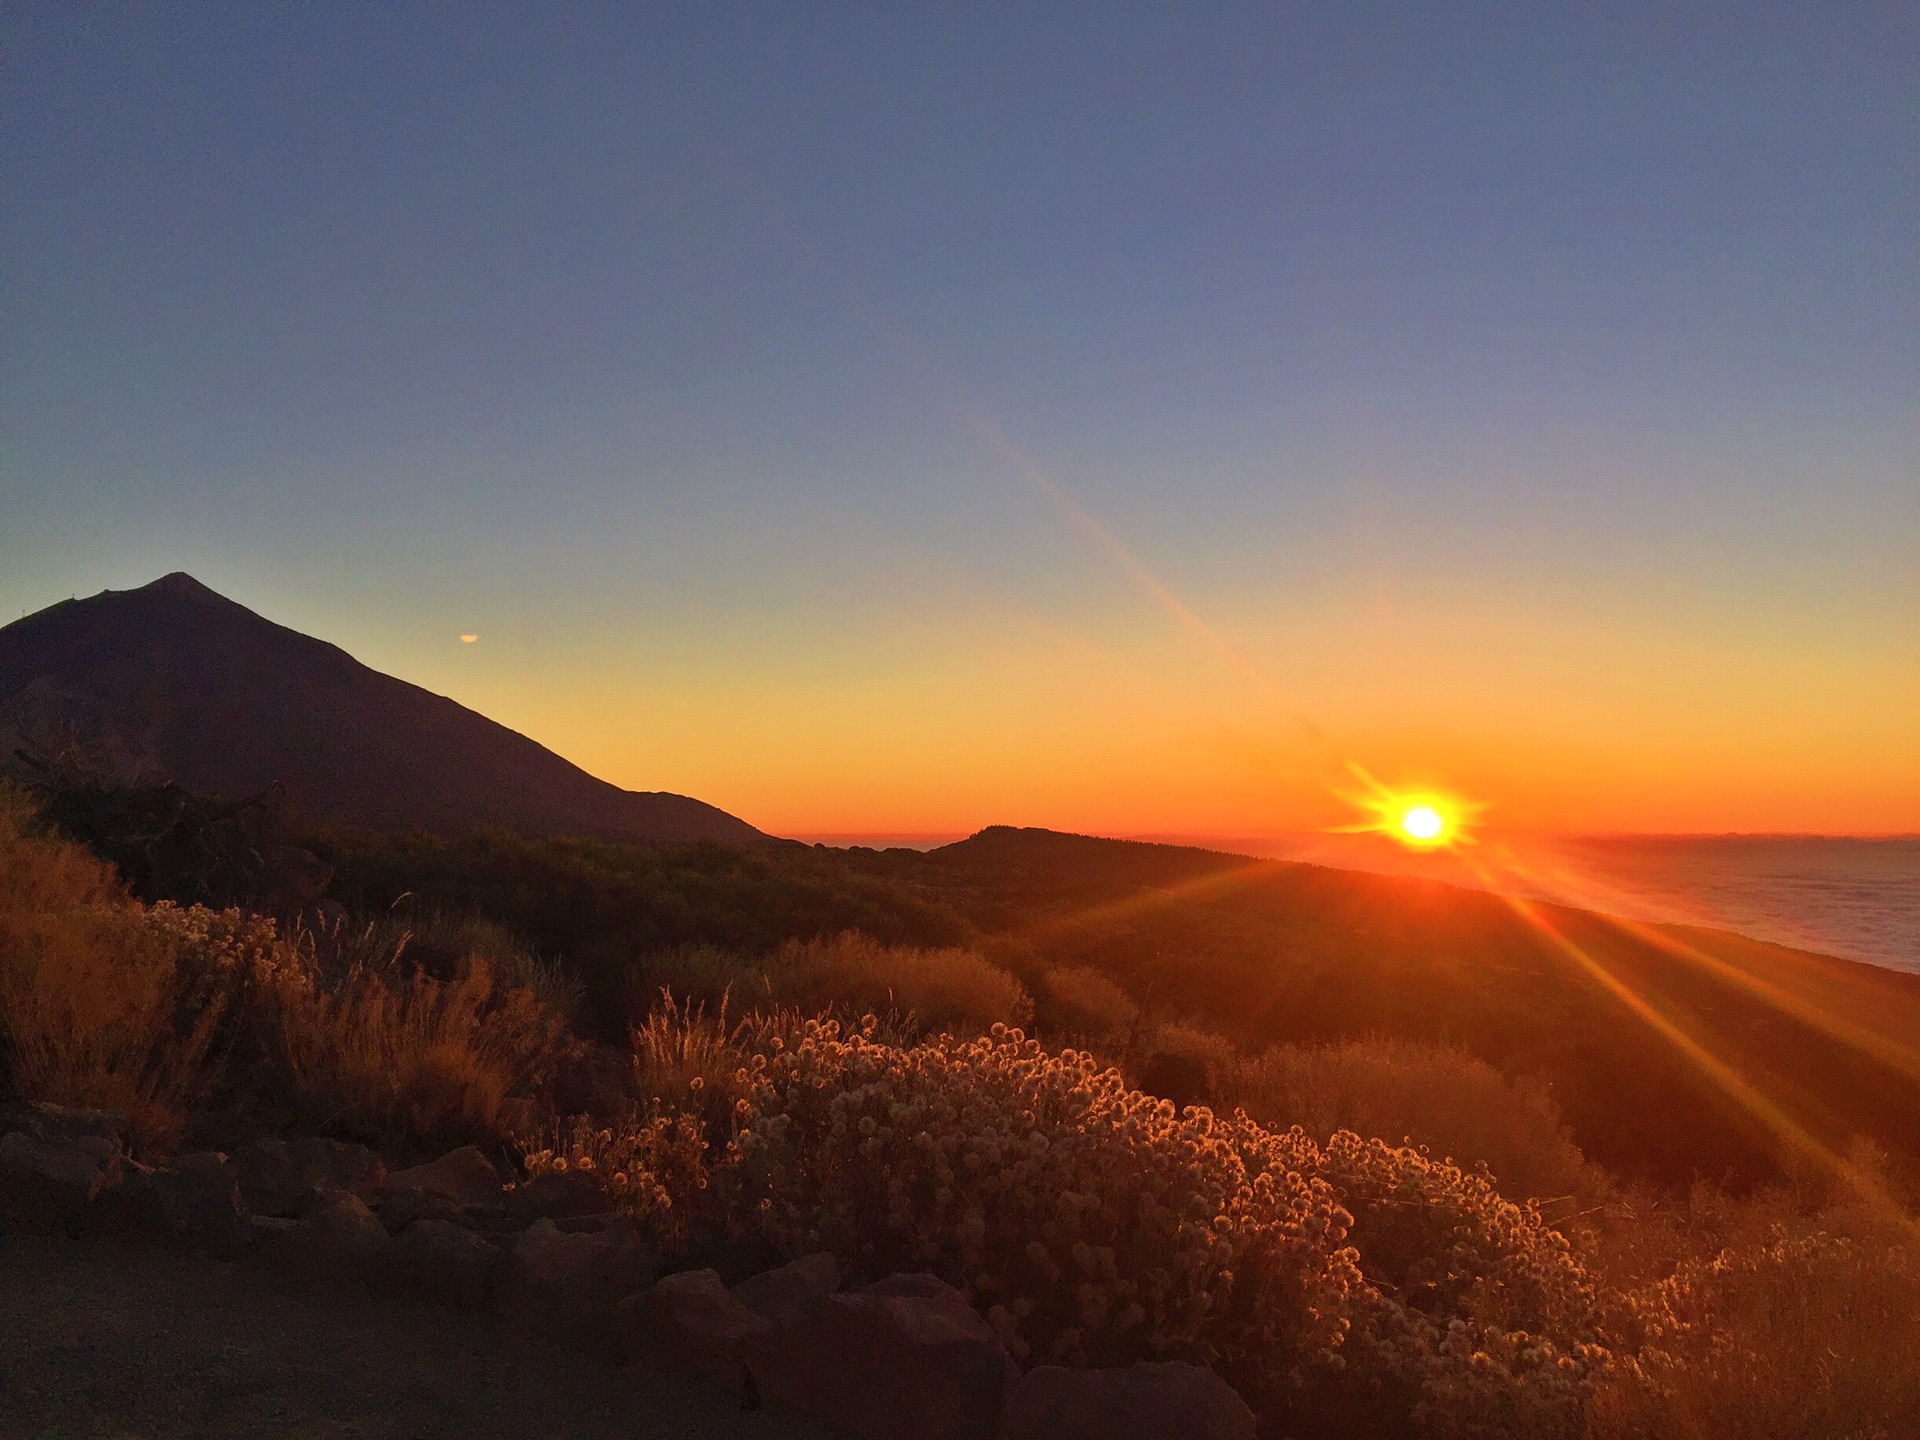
795;830;1920;976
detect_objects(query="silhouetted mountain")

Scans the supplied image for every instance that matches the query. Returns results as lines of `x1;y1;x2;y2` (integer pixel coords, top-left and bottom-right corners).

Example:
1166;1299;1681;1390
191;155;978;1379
0;573;761;843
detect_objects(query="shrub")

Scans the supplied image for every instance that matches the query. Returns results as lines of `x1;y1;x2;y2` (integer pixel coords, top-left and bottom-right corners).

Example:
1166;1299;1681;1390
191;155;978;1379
1590;1190;1920;1440
1233;1038;1605;1206
0;800;231;1152
723;1018;1359;1392
1313;1132;1605;1438
720;1019;1605;1430
631;943;774;1015
630;993;757;1145
519;1109;711;1249
1037;964;1139;1042
768;931;1032;1033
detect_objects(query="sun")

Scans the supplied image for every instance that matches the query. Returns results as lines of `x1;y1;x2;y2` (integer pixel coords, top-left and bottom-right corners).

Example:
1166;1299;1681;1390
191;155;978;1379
1329;765;1483;850
1400;804;1447;844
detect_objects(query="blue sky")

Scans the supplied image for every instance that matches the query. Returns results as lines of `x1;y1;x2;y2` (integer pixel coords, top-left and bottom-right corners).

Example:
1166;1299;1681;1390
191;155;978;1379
4;4;1915;833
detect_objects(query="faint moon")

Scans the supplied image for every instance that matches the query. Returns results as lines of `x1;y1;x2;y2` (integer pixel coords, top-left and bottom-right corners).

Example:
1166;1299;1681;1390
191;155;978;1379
459;634;478;644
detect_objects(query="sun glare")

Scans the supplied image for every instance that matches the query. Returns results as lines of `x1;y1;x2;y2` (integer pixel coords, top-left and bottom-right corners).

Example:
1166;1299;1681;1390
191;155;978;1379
1330;764;1481;850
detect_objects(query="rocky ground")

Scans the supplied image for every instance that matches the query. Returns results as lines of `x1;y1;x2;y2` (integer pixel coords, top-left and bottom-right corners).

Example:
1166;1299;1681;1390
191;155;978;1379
1;1103;1257;1440
0;1228;827;1440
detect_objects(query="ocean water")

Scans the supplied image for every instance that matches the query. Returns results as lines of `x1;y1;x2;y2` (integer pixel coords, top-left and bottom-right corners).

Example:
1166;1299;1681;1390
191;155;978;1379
1529;836;1920;975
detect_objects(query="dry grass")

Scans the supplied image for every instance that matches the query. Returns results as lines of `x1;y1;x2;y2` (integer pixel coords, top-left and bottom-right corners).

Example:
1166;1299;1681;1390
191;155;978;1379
1231;1037;1608;1207
276;955;566;1153
1590;1188;1920;1440
0;795;223;1153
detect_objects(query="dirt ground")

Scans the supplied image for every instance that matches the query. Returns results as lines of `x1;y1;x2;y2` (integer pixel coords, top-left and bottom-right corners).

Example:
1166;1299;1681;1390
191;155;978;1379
0;1229;829;1440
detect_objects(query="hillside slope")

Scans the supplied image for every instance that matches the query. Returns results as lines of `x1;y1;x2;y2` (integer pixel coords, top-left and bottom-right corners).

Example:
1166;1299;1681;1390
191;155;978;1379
0;574;760;843
916;828;1920;1187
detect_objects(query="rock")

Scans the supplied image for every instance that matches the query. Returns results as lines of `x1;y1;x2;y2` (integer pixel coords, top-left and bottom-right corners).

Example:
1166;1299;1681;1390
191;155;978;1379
389;1216;500;1308
0;1100;127;1148
731;1252;840;1327
382;1145;503;1209
234;1135;385;1217
504;1170;608;1225
0;1129;121;1233
999;1362;1257;1440
624;1267;769;1389
660;1231;785;1286
101;1151;248;1259
498;1217;658;1354
154;1151;247;1255
748;1273;1017;1440
376;1187;469;1235
257;1188;391;1285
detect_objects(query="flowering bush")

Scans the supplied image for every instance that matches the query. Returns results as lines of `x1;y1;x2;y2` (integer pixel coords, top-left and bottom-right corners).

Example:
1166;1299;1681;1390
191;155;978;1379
722;1018;1360;1393
1319;1132;1605;1438
717;1019;1607;1433
519;1109;711;1249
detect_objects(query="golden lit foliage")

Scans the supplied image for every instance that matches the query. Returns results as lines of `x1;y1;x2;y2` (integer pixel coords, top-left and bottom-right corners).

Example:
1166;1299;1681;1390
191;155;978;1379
519;1109;711;1249
0;796;570;1156
0;799;229;1152
1232;1038;1608;1206
719;1018;1601;1432
276;954;566;1151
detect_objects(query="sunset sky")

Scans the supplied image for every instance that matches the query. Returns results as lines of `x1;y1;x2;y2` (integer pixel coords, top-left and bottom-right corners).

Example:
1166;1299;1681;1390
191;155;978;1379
4;5;1916;838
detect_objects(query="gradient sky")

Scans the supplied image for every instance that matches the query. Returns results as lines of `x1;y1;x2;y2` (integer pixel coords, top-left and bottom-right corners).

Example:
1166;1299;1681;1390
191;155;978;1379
4;4;1916;838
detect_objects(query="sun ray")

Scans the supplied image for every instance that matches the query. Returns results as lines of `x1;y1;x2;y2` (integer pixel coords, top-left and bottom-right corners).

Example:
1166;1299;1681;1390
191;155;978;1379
1453;850;1913;1222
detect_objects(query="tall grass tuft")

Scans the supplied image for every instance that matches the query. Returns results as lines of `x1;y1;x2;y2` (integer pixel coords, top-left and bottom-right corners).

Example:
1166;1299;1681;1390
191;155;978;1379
276;954;566;1153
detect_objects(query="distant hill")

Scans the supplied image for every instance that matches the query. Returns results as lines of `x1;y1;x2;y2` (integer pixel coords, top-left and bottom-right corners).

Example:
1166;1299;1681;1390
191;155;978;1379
0;573;761;844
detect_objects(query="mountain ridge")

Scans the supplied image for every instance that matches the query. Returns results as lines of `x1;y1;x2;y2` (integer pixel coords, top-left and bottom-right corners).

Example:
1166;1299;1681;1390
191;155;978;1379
0;574;761;844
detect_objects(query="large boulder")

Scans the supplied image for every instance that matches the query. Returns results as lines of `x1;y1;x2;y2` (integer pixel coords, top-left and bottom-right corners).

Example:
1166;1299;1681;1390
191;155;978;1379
623;1267;769;1390
388;1216;501;1308
748;1273;1018;1440
381;1145;503;1209
256;1187;391;1285
0;1128;121;1233
999;1362;1257;1440
731;1252;840;1328
498;1217;658;1354
233;1135;385;1217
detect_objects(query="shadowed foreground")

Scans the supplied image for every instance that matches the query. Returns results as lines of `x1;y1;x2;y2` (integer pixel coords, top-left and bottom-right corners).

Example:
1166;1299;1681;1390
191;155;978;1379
0;1231;826;1440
